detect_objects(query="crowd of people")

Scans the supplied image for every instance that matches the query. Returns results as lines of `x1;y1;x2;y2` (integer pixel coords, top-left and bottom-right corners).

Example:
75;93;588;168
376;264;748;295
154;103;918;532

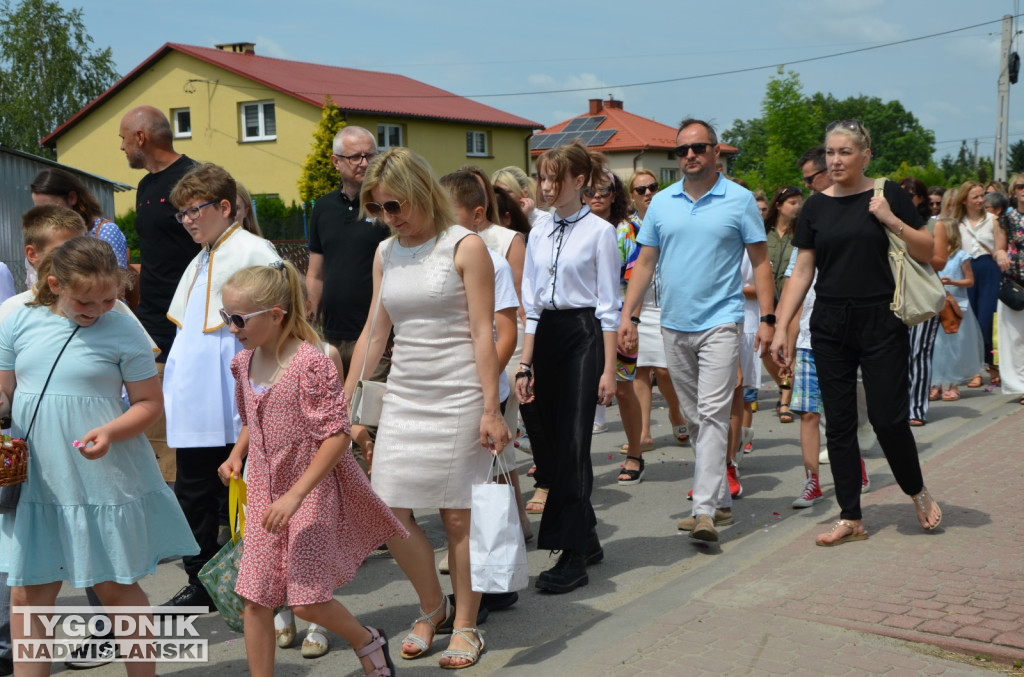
1;105;1023;676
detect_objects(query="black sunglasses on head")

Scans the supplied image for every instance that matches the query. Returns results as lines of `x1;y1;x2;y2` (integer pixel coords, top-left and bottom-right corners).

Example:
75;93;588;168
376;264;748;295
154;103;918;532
673;143;714;158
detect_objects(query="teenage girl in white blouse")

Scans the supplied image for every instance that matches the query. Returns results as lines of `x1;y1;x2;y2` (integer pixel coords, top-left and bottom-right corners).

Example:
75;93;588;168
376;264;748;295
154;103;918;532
515;140;619;594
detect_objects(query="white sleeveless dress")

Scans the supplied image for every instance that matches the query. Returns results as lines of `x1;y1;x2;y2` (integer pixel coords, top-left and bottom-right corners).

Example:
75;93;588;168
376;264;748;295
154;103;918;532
370;225;491;508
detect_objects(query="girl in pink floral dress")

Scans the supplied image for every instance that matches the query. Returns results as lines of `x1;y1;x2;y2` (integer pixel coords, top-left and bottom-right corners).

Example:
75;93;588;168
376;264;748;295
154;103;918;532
217;261;406;677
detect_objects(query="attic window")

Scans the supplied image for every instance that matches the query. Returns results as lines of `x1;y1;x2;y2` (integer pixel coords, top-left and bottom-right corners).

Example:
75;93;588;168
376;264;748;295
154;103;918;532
241;101;276;142
172;108;191;139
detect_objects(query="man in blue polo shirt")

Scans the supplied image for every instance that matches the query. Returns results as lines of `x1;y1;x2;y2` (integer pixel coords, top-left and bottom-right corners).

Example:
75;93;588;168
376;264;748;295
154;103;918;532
619;118;776;543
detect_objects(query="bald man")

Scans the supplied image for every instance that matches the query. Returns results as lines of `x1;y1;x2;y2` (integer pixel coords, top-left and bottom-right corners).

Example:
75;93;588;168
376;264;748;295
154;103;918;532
119;106;200;351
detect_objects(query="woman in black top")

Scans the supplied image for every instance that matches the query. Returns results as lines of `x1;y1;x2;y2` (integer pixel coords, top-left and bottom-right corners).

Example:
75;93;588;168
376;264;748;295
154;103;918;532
771;120;943;546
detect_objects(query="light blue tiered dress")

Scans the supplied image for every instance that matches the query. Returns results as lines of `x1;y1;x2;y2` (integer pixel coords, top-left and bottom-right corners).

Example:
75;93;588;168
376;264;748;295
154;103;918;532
0;305;198;587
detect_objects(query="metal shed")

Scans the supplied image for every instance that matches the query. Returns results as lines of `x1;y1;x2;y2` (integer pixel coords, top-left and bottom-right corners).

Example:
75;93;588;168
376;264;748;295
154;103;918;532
0;145;131;291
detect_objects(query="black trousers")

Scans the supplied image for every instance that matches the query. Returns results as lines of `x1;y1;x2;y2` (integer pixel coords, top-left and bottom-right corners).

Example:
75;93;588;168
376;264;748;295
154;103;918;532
175;444;233;580
811;302;925;521
532;308;602;552
519;401;549;490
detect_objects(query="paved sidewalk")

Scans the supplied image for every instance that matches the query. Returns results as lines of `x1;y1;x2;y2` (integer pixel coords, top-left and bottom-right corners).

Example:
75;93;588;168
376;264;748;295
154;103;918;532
38;388;1022;676
521;404;1024;675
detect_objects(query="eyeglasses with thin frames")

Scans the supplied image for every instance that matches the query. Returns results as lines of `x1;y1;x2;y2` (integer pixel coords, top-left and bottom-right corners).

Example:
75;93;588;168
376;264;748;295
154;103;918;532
218;308;284;329
174;201;218;224
335;152;377;164
364;200;406;217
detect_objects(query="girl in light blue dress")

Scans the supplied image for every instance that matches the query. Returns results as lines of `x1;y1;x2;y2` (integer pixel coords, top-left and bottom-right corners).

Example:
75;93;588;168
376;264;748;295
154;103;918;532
932;219;985;400
0;237;197;677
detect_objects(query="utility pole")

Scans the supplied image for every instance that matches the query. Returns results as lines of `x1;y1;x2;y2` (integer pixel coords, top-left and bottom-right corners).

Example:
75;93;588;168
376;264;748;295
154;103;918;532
995;14;1012;182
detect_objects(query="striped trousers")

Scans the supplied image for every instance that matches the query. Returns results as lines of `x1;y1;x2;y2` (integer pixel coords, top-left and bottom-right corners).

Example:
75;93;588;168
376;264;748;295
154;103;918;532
907;316;941;422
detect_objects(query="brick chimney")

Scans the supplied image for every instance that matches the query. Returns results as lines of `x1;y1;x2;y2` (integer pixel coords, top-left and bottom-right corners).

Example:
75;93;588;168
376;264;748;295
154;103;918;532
588;98;603;115
215;42;256;55
605;98;623;110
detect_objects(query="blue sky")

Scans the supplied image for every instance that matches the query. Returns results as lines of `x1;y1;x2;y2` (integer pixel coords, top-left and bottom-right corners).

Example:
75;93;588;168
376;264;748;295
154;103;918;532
75;0;1023;167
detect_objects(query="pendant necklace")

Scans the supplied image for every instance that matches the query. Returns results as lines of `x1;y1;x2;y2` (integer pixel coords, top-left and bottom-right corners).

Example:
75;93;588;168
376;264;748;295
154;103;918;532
397;236;436;258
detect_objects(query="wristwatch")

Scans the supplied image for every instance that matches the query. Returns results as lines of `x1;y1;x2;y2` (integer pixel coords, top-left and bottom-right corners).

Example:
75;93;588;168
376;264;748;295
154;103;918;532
760;314;777;326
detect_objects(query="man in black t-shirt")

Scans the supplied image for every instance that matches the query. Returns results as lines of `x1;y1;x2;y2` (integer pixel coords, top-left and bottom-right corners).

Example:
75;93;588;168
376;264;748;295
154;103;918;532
307;126;390;377
119;106;200;355
118;106;201;536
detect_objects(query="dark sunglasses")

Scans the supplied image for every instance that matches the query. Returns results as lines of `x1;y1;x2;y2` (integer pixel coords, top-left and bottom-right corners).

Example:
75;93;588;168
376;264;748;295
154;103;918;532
673;143;714;158
364;200;406;217
825;119;866;135
632;183;659;195
582;185;613;199
1015;183;1024;190
802;168;827;184
218;308;284;329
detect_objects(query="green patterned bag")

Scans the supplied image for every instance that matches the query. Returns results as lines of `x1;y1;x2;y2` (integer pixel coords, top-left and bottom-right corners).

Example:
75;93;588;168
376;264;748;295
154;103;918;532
199;477;248;632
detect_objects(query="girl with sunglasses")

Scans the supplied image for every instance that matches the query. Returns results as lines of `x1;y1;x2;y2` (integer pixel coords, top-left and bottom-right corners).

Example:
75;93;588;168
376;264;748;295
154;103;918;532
625;171;689;451
345;148;509;669
162;163;280;610
516;140;619;593
217;262;406;677
771;120;942;547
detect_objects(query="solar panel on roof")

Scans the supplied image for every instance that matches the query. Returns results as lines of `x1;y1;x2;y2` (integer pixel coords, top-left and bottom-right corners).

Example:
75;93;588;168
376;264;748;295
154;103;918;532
563;118;587;133
563;116;606;133
531;134;555;150
588;129;616;146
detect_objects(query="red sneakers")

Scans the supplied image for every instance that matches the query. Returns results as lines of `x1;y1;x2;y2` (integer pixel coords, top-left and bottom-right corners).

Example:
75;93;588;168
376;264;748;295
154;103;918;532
727;462;743;498
792;471;824;508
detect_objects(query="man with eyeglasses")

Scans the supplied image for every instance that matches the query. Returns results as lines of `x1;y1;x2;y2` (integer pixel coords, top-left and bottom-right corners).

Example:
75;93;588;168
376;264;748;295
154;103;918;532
618;118;775;543
306;127;390;469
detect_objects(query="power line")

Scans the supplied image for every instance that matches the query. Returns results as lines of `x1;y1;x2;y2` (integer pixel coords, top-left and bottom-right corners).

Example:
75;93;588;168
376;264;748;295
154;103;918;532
315;14;1024;100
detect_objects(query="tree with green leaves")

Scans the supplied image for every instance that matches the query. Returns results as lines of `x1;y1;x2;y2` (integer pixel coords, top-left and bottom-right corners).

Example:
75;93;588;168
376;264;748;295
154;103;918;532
724;68;936;193
0;0;119;159
1009;139;1024;174
298;96;346;205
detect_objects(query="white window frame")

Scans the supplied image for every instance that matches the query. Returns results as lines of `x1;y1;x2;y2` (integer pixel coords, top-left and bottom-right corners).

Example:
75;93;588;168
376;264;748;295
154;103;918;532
660;168;679;184
466;130;489;157
172;108;192;139
377;123;403;151
241;101;276;142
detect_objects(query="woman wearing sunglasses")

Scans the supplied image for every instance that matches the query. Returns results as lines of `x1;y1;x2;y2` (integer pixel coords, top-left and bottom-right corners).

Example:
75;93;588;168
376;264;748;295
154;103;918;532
626;171;689;451
344;148;509;669
771;120;942;547
583;168;645;484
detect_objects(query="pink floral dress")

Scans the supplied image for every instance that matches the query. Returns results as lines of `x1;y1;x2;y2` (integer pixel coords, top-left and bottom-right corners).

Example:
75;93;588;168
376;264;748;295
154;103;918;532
232;341;406;608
